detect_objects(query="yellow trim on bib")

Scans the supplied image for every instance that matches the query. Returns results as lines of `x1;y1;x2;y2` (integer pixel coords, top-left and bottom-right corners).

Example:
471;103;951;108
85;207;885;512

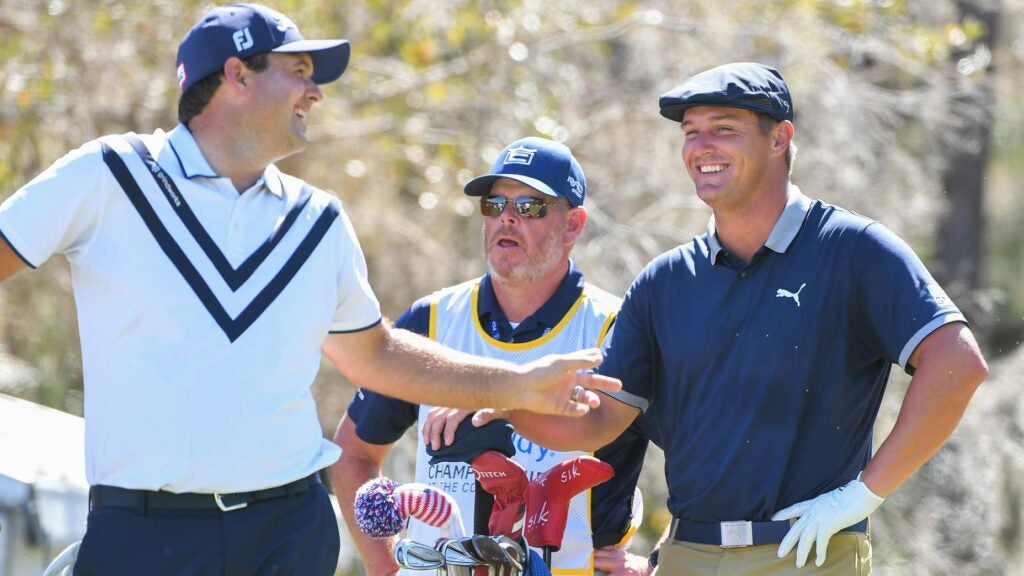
428;296;439;340
470;282;587;351
595;311;617;347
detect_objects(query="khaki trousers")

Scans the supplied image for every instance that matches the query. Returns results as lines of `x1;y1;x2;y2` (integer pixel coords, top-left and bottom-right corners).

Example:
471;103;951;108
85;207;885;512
654;532;871;576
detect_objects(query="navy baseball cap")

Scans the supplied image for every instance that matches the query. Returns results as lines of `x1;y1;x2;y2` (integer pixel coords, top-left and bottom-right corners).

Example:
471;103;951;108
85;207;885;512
659;62;793;123
176;3;351;93
463;137;586;207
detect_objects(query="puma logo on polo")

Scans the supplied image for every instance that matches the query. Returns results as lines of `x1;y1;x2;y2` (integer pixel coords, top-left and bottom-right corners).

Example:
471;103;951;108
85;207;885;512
776;283;806;307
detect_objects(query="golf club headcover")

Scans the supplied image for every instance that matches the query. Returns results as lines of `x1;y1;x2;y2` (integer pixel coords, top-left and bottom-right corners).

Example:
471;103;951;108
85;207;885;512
427;418;516;465
525;456;614;550
471;450;530;538
354;478;457;538
354;477;405;538
395;482;455;529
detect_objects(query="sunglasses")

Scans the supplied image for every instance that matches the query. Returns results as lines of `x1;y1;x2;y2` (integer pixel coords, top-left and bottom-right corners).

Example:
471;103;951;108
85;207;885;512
480;196;568;219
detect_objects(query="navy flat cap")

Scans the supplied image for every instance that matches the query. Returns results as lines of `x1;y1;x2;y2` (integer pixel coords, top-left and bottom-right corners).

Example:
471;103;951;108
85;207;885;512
659;62;793;123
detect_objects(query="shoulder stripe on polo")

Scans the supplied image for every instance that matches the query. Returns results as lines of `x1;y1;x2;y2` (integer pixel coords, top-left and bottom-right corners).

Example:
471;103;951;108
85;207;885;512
0;228;37;269
124;135;312;291
100;139;339;343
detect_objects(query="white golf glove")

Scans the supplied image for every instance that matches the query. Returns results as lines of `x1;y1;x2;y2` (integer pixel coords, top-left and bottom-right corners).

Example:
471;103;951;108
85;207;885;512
771;477;883;568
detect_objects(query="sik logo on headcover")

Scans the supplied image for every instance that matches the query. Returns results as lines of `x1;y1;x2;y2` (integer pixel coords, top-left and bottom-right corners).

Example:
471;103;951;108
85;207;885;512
503;146;536;166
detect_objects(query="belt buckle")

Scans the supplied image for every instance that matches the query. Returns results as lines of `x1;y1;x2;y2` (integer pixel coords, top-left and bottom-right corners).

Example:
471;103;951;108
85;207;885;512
214;493;248;512
719;521;753;548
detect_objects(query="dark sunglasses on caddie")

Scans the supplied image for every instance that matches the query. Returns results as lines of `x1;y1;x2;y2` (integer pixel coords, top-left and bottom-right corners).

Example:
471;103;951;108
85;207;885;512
480;196;568;218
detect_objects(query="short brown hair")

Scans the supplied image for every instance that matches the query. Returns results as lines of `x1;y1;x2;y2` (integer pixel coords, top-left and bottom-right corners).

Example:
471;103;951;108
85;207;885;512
756;112;798;175
177;53;270;127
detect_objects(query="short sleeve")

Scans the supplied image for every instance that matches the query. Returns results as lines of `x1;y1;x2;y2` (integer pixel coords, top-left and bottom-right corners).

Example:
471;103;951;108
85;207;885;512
345;300;431;444
852;222;966;372
0;140;108;267
598;268;655;411
328;207;382;332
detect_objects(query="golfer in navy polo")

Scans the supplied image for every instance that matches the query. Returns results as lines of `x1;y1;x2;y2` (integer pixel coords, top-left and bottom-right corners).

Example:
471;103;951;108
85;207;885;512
0;5;618;575
475;62;988;575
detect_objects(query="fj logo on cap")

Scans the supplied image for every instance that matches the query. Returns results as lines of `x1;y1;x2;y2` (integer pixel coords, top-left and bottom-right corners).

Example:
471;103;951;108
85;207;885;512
233;27;254;52
504;146;536;166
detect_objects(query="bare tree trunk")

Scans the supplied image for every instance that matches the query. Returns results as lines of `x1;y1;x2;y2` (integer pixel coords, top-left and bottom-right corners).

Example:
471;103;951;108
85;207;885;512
936;0;1001;300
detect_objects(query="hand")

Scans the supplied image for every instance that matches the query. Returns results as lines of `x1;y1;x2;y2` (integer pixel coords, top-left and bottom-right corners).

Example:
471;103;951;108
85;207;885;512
593;546;652;576
511;348;621;417
772;478;884;568
421;407;473;451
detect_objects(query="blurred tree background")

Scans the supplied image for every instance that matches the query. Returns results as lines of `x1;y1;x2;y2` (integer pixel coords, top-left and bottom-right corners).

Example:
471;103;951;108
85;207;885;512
1;0;1022;574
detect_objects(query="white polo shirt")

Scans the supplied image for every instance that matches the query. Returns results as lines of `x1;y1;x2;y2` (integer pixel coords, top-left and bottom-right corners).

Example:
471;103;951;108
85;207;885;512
0;125;381;493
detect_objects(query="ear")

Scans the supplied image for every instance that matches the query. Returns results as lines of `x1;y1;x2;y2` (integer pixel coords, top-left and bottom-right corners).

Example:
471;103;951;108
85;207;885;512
771;120;794;159
221;57;250;94
564;206;588;244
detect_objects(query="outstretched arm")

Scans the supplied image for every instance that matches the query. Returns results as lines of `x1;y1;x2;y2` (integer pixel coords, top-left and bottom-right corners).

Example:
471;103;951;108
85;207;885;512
330;415;400;576
474;394;641;453
0;235;27;283
322;323;620;415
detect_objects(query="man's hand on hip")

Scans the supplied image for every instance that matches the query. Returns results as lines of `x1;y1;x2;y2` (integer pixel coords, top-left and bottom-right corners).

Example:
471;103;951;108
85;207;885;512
772;477;883;568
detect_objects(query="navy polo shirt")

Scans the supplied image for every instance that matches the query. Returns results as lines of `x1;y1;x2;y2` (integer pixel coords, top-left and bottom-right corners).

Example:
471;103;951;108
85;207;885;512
600;188;964;523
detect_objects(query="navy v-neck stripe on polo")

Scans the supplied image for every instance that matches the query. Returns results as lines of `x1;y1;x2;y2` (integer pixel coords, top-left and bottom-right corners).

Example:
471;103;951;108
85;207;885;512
124;135;312;291
101;138;339;342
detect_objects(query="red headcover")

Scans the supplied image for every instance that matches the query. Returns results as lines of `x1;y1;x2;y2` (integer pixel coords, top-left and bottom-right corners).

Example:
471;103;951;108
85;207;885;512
525;456;614;550
470;450;530;538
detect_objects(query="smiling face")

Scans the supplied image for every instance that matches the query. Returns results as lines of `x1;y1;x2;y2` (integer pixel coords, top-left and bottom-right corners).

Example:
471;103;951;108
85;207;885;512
680;106;782;211
482;179;581;285
245;52;323;159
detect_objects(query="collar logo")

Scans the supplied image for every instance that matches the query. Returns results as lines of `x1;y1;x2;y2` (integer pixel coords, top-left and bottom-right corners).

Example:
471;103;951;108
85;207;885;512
775;283;806;307
504;146;536;166
233;27;254;52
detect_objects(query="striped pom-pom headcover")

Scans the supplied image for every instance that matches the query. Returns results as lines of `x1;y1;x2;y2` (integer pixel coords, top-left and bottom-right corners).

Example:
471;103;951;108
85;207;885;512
354;477;405;538
354;477;457;538
396;483;453;528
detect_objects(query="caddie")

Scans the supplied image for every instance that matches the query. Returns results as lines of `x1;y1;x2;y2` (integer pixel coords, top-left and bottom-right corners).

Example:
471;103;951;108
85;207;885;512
333;137;650;575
